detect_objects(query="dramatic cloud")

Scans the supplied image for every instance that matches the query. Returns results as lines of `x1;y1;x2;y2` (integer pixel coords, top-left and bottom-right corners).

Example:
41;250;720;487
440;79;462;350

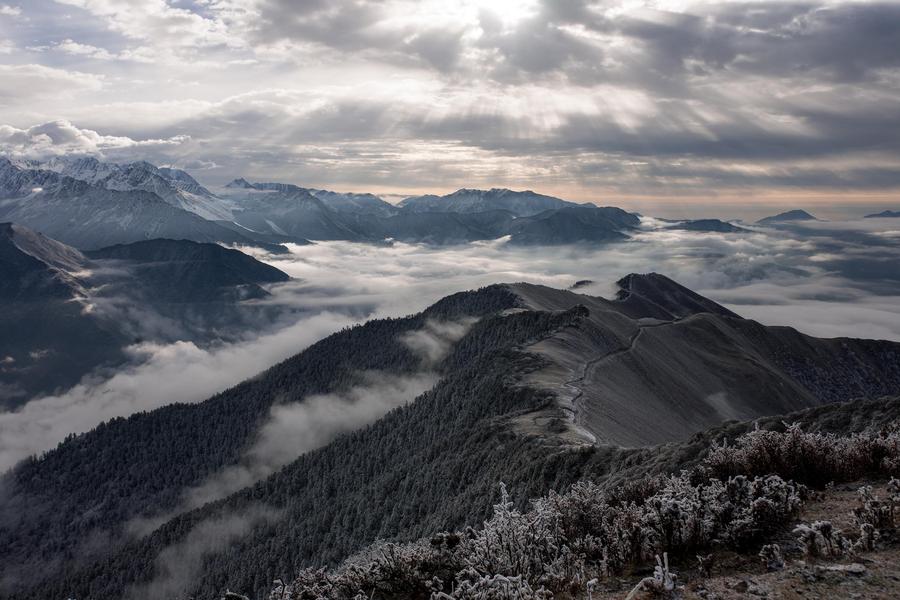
0;64;103;104
0;1;897;199
0;119;187;159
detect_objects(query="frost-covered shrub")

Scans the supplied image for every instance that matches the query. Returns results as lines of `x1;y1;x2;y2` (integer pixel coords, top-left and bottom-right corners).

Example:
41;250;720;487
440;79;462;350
695;553;714;578
624;554;681;600
705;423;900;486
793;521;852;558
758;544;784;572
433;572;552;600
274;474;803;599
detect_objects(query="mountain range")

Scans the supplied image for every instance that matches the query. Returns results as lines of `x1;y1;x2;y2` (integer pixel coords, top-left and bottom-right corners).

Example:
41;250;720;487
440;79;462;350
0;223;290;405
0;156;644;249
0;158;277;251
4;156;891;254
2;273;898;599
397;187;593;216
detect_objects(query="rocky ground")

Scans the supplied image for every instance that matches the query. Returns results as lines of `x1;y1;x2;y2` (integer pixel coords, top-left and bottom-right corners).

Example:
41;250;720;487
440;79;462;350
594;480;900;599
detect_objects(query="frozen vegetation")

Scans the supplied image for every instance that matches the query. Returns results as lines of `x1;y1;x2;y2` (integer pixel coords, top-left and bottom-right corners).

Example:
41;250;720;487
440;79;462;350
263;422;900;599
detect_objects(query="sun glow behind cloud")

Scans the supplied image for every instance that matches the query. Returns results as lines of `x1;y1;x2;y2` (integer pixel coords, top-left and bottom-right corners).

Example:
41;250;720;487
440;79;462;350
0;0;898;206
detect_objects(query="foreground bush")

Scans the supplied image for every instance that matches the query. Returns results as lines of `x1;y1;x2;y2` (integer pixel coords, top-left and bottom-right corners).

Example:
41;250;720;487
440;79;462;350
703;422;900;486
268;473;803;599
266;421;900;600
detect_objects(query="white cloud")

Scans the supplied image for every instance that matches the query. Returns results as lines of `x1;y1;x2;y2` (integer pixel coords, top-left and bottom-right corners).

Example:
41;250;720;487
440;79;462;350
54;0;236;47
0;2;896;195
0;64;103;104
0;119;188;159
0;5;20;17
54;38;115;60
0;311;355;470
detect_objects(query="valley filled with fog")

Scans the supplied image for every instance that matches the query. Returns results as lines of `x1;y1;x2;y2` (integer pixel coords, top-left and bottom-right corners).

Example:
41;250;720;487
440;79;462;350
2;215;898;471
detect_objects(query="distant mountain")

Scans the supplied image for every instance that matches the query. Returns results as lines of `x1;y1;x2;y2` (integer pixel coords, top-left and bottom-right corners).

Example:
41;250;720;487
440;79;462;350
0;158;268;250
39;156;234;220
225;185;367;241
399;188;594;216
0;226;291;405
0;223;126;405
223;184;640;245
87;238;289;303
0;221;86;299
224;179;397;219
757;209;818;225
669;219;749;233
6;274;900;600
865;210;900;218
341;209;515;244
503;206;640;245
0;157;719;247
308;188;398;216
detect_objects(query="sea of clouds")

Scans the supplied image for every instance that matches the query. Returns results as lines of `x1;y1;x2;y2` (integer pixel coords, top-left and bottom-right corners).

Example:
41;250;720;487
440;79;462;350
1;217;899;471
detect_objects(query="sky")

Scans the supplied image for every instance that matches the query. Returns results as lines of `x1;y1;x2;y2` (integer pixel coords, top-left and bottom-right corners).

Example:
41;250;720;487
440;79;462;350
0;0;899;214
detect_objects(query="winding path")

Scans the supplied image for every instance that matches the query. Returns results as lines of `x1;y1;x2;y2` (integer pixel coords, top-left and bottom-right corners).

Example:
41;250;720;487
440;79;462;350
559;316;689;428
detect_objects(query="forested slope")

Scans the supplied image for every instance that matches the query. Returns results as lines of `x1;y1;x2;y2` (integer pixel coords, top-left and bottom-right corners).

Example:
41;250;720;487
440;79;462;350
0;286;522;595
4;275;900;600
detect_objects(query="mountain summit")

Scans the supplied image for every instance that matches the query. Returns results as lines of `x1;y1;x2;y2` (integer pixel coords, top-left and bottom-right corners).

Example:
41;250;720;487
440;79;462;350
399;188;595;216
757;209;818;225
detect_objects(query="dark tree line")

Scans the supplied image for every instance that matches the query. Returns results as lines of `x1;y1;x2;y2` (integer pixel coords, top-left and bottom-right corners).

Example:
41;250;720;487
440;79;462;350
0;285;521;595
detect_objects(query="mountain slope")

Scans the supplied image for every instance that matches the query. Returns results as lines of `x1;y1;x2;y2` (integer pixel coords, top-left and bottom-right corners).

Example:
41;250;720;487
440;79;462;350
4;275;900;600
864;210;900;218
503;206;641;245
0;159;267;250
307;189;397;216
399;188;593;216
227;186;367;241
87;239;289;303
42;157;233;220
0;222;87;299
0;223;126;405
514;278;900;446
0;286;523;595
757;209;818;225
0;227;292;406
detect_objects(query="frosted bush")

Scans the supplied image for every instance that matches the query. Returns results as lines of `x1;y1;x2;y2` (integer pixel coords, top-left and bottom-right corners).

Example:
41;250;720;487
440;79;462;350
758;544;784;572
793;521;852;558
274;474;803;599
705;423;900;486
624;554;681;600
853;485;894;530
432;573;552;600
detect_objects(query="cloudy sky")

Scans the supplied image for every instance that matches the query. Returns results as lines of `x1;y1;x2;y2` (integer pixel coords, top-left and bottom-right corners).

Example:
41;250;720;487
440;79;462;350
1;0;899;212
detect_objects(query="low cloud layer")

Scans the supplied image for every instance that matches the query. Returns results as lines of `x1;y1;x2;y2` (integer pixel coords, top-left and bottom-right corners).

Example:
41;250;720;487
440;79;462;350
2;218;899;473
173;371;439;518
126;506;279;600
127;318;474;535
0;311;354;470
